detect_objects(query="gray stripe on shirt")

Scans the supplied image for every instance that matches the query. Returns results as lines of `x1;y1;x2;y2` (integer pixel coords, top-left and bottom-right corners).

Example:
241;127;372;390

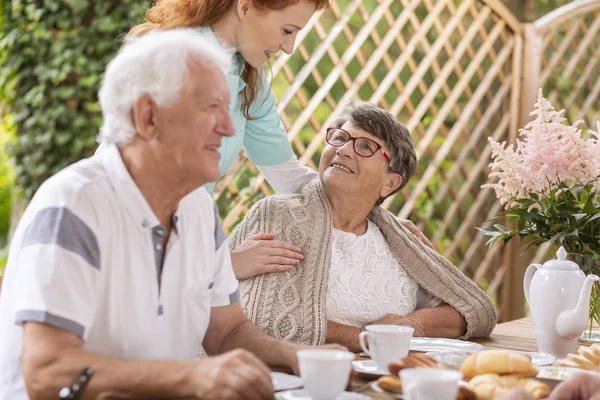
15;310;85;338
213;203;226;250
229;289;240;304
21;207;100;270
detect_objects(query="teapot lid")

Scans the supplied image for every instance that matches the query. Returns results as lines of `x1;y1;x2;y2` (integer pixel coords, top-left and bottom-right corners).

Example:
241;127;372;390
543;246;580;271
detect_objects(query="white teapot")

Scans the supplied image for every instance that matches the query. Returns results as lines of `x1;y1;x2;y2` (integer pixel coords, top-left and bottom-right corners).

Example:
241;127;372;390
523;246;599;358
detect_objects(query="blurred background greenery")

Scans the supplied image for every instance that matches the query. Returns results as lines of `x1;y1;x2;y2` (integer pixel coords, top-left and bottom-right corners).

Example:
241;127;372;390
0;0;577;276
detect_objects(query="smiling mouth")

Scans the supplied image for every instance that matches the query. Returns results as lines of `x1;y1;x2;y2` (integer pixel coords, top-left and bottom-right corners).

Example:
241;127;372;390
330;163;354;173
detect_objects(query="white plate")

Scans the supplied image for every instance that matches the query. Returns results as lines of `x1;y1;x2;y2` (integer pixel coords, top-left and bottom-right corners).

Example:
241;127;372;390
409;338;484;353
271;372;303;392
370;381;403;399
537;366;582;381
352;359;387;376
275;389;370;400
511;351;555;367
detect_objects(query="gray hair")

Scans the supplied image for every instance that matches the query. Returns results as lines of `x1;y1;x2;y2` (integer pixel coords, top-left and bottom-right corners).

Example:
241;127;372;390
331;100;416;203
98;29;232;145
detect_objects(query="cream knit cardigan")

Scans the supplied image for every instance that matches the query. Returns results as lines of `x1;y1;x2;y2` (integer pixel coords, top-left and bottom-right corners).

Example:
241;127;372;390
230;180;497;345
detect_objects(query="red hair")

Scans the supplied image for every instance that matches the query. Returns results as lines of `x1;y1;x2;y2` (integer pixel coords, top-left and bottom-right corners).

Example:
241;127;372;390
130;0;329;119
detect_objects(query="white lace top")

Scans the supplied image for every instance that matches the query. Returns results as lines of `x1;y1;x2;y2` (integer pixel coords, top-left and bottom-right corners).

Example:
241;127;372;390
326;219;442;327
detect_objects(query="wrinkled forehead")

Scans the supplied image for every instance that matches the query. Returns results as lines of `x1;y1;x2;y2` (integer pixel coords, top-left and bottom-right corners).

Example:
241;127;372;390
186;60;230;103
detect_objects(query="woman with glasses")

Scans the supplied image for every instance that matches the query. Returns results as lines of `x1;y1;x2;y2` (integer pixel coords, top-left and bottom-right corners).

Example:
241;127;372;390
231;101;496;349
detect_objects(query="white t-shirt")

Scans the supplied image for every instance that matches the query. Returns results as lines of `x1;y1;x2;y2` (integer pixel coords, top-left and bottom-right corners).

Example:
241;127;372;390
0;144;239;400
326;220;442;327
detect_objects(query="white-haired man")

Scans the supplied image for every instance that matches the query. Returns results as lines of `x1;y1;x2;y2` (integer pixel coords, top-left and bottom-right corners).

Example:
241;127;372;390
0;29;340;400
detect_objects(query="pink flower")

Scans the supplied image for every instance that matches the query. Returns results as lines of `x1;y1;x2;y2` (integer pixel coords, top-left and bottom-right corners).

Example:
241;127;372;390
483;89;600;207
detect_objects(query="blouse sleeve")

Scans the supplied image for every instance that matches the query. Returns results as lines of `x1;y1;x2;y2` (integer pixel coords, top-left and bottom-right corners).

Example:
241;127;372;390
416;284;443;309
243;74;294;166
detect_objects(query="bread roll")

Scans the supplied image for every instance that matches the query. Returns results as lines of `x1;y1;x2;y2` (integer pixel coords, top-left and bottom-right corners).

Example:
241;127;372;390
460;350;538;379
377;375;402;393
555;344;600;372
388;353;443;376
467;373;550;400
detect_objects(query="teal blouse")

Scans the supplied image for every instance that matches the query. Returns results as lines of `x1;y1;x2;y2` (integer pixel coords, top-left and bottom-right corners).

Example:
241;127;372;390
199;28;294;193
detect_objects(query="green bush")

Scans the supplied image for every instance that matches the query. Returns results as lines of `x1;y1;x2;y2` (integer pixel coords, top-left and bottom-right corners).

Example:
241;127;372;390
0;113;15;247
0;0;150;199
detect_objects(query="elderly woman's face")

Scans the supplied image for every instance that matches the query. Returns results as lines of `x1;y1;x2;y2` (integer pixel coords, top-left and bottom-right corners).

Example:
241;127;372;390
319;121;402;202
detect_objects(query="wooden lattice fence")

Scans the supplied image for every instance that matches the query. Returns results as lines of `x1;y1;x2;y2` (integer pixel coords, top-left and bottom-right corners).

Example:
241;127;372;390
212;0;600;322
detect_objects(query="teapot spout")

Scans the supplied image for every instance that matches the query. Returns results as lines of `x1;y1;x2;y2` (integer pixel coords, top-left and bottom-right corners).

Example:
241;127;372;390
556;274;600;339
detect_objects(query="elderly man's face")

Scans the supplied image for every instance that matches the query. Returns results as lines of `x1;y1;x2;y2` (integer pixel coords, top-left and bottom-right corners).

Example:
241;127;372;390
152;58;234;185
319;121;401;202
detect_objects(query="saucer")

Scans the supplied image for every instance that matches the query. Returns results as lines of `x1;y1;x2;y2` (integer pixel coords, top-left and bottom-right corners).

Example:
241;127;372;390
272;372;303;392
409;338;483;353
275;389;370;399
511;351;555;366
352;359;387;377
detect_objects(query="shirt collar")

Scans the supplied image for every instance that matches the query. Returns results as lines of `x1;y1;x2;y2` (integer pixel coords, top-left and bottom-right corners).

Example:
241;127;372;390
196;26;247;93
99;143;177;233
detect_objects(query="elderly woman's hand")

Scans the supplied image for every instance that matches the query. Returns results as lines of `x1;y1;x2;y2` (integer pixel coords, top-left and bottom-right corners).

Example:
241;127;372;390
231;233;304;280
399;219;434;249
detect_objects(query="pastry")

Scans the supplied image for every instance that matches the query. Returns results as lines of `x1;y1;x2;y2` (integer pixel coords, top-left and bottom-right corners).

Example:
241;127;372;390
467;373;550;400
555;344;600;372
456;386;478;400
377;375;402;393
460;350;538;379
388;353;443;376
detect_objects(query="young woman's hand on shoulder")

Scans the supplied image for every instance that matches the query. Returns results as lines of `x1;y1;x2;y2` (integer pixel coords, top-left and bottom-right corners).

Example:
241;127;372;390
230;233;304;279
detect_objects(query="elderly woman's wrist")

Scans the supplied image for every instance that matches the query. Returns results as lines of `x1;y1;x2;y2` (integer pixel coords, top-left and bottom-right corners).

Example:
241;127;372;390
403;316;426;336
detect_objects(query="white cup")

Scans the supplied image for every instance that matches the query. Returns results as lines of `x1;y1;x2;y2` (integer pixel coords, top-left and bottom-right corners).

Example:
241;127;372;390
297;349;354;400
358;325;414;373
400;368;463;400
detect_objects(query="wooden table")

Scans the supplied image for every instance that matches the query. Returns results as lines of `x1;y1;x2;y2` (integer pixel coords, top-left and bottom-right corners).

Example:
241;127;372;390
348;317;572;398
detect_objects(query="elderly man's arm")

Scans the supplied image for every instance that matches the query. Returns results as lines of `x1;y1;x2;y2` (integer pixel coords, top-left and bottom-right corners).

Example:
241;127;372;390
22;322;274;400
203;301;345;375
326;305;466;352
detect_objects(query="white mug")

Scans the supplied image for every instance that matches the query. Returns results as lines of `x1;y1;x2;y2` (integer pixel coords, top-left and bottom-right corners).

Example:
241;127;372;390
358;324;414;373
297;349;354;400
401;368;463;400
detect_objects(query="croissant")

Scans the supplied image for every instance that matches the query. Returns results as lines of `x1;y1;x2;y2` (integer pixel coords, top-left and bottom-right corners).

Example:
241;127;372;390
460;350;538;379
467;373;550;400
388;353;443;376
555;344;600;372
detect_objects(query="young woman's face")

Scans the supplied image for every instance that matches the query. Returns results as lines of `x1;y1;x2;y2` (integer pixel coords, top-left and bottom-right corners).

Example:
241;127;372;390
236;0;317;69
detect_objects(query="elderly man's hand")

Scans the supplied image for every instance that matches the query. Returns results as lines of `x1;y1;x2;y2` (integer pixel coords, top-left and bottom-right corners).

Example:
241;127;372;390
549;371;600;399
399;219;434;249
192;349;275;400
372;313;427;336
231;233;304;279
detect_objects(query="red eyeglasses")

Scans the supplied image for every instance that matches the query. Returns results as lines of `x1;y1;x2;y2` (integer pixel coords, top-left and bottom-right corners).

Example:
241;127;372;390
326;128;390;164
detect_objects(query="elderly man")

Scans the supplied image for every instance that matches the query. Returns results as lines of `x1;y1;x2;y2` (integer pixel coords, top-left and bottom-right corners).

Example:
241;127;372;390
0;29;336;400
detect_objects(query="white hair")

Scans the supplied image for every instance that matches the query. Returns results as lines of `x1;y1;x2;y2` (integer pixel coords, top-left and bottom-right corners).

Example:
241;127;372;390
98;28;232;145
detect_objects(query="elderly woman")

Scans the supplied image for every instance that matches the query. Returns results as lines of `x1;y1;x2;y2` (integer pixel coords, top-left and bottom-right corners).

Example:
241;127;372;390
231;101;496;352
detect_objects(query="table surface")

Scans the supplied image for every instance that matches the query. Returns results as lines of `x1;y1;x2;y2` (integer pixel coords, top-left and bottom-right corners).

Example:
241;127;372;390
345;317;577;399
